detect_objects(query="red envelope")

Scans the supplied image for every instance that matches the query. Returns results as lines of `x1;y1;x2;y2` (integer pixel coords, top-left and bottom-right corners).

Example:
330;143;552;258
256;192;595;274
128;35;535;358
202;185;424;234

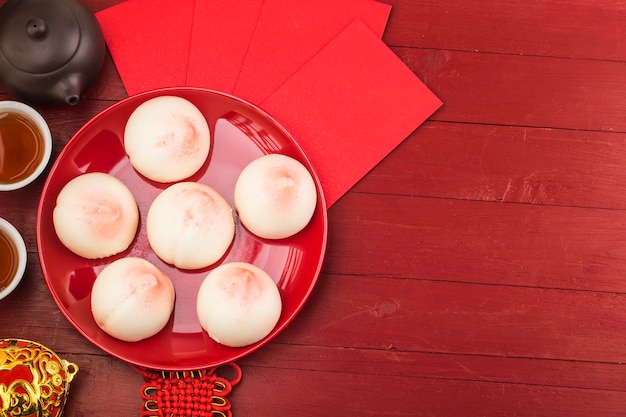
260;19;443;207
186;0;264;93
234;0;392;105
96;0;195;96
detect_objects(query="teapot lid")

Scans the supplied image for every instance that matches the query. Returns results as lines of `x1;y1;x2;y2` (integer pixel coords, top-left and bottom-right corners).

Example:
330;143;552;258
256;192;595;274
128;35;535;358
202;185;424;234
0;0;81;74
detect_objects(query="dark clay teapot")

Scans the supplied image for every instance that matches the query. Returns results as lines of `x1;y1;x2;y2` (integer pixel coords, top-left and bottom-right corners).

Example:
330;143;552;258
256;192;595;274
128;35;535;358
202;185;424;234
0;0;105;105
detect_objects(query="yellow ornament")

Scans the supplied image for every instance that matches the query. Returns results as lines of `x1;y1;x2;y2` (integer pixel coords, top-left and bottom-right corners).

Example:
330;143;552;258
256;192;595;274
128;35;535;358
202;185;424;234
0;339;78;417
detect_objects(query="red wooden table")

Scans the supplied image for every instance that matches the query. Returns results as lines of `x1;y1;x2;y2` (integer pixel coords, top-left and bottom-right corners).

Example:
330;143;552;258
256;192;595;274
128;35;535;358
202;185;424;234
2;1;626;416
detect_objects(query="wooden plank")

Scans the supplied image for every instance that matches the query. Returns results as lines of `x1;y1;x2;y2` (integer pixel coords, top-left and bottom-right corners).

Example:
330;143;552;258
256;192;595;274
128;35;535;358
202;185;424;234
277;274;626;363
243;344;626;393
353;121;626;209
327;193;626;292
384;0;626;61
61;354;144;417
229;366;626;417
51;347;626;417
396;47;626;132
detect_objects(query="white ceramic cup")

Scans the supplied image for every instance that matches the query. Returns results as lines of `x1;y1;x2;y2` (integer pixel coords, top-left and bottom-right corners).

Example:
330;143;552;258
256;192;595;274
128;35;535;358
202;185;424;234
0;217;27;301
0;101;52;191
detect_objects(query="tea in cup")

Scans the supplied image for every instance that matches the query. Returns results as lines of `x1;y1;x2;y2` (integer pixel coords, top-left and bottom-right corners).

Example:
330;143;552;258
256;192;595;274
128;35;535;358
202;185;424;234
0;217;26;300
0;101;52;191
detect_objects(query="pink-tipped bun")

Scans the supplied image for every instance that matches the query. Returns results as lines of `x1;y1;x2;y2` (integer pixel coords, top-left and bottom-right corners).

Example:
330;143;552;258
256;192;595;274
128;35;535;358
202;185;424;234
147;182;235;269
53;172;139;259
234;154;317;239
196;262;282;347
91;257;175;342
124;96;211;183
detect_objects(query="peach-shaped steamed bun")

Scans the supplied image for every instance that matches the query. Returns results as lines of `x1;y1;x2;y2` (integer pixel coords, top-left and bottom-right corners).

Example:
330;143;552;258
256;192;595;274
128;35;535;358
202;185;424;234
234;154;317;239
91;257;175;342
53;172;139;259
147;182;235;269
124;96;211;183
196;262;282;347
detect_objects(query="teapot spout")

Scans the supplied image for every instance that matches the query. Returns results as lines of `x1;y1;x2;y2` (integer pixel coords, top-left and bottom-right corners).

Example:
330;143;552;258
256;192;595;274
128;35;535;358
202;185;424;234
53;76;81;105
65;93;80;106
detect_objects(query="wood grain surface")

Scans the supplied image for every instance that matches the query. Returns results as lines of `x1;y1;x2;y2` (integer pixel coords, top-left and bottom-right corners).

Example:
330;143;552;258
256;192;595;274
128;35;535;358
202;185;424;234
1;0;626;416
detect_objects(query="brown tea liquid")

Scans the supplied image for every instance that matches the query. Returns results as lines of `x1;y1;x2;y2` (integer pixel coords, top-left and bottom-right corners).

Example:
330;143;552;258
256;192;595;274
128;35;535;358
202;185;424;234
0;112;45;184
0;229;19;291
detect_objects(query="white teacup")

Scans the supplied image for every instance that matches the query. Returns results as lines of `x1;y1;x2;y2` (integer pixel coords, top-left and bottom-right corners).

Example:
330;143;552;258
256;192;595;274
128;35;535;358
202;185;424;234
0;217;27;300
0;101;52;191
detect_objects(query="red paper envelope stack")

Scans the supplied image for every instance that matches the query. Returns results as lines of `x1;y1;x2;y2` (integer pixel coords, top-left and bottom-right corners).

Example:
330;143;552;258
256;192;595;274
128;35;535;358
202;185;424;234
96;0;442;207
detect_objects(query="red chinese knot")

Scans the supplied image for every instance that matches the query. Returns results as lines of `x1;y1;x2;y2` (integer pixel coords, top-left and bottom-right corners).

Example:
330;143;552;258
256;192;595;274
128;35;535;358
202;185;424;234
135;363;242;417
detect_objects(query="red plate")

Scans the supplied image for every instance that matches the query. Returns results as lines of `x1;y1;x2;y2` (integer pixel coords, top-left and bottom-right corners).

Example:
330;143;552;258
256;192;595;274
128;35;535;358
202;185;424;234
36;88;327;370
